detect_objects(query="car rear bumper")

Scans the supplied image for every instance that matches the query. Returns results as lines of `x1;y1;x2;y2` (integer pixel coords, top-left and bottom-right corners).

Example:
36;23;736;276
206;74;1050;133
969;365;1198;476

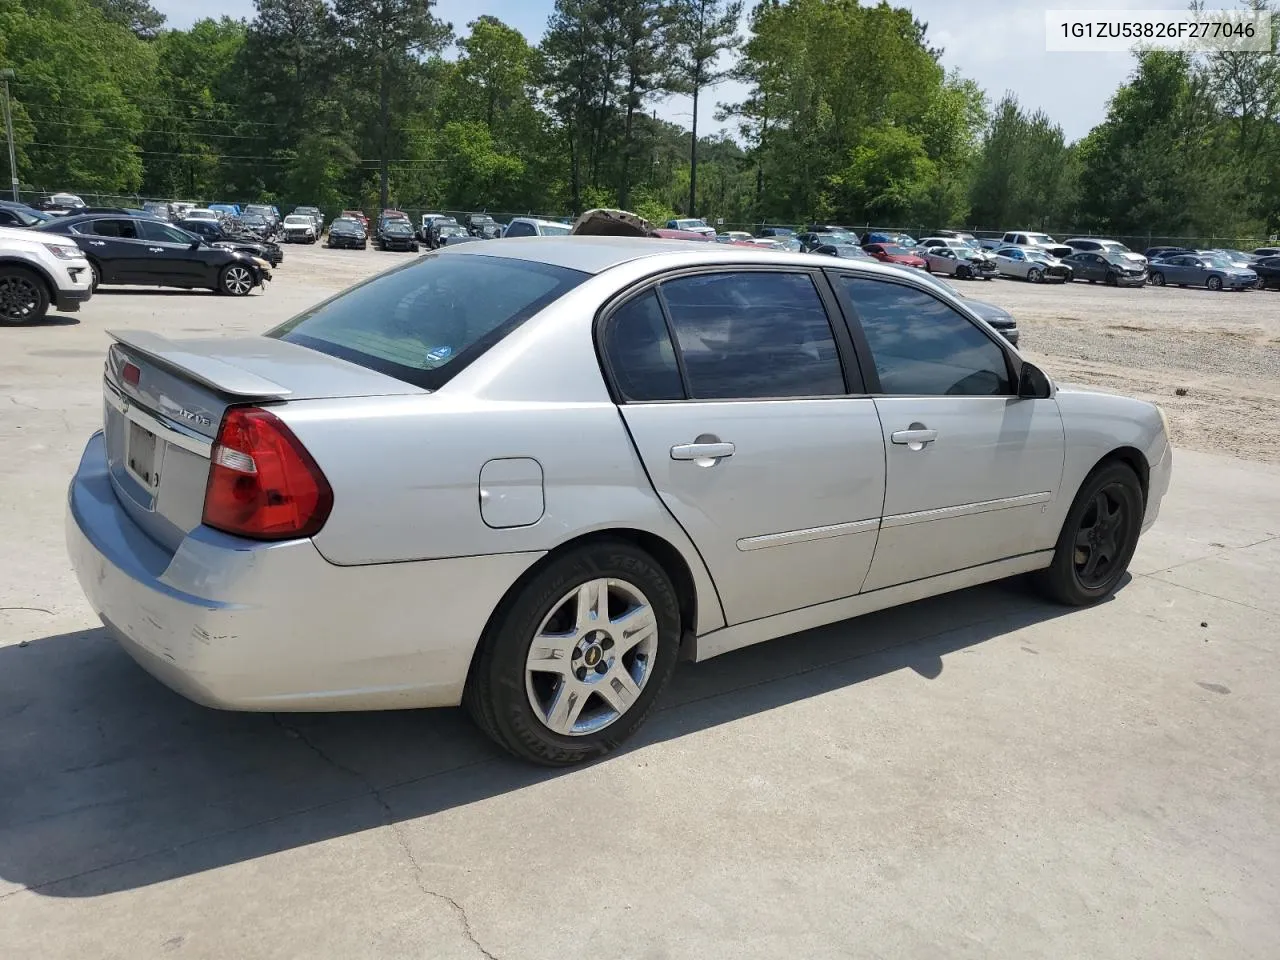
67;432;544;712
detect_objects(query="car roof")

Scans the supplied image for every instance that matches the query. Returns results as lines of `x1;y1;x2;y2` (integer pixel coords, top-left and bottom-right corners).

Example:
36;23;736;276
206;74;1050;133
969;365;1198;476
441;235;941;278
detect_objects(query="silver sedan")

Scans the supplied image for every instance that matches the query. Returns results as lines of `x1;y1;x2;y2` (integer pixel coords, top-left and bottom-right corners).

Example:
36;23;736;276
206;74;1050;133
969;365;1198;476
67;239;1172;765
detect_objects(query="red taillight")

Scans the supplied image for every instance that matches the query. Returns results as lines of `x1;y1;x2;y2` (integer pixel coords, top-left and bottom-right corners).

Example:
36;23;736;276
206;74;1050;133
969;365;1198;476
202;407;333;540
122;362;141;387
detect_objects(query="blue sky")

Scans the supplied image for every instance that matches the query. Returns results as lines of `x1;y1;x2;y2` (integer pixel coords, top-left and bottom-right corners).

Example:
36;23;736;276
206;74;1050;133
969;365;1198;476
153;0;1181;143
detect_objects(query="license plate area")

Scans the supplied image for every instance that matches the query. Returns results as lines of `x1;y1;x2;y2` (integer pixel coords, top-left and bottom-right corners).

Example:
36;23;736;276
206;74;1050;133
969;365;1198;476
126;420;164;490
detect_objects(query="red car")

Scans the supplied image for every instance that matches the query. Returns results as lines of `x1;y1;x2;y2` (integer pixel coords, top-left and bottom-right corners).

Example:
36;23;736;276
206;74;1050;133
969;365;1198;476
340;209;369;231
862;243;927;269
652;228;715;241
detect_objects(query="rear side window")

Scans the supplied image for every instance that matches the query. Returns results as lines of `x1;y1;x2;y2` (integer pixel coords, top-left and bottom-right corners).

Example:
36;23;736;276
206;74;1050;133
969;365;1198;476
268;254;586;390
659;272;845;399
91;219;139;239
600;290;684;401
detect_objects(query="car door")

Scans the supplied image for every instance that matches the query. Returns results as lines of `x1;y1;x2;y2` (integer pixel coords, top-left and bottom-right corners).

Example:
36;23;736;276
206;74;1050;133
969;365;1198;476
139;219;208;285
830;273;1065;591
599;269;887;626
78;219;151;282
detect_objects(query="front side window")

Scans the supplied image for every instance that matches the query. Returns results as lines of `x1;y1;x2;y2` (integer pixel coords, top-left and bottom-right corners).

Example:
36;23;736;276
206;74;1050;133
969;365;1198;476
504;221;535;238
141;220;197;244
659;272;845;400
840;277;1012;397
270;254;586;390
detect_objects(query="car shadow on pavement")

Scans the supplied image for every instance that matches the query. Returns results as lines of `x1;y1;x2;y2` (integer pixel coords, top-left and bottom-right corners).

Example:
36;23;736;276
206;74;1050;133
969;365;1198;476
95;288;215;296
13;314;80;327
0;575;1113;899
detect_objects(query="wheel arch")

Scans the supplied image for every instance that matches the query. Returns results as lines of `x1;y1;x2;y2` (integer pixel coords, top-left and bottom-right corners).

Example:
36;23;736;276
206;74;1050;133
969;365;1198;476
466;527;707;694
0;256;57;302
1092;446;1150;505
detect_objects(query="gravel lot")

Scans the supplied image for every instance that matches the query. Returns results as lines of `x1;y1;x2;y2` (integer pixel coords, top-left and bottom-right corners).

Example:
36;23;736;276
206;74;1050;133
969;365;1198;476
968;277;1280;463
2;242;1279;958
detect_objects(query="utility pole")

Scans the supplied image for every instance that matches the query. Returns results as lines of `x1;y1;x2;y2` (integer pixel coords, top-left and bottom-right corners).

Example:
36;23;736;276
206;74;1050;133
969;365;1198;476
0;69;17;201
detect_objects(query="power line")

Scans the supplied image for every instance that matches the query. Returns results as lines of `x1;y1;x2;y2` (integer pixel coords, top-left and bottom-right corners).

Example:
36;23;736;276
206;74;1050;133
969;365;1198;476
16;140;298;163
19;105;289;129
18;117;273;141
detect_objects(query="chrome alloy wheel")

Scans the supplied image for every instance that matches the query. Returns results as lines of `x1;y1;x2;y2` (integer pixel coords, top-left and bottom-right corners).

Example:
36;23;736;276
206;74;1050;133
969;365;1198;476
525;578;659;736
223;266;253;295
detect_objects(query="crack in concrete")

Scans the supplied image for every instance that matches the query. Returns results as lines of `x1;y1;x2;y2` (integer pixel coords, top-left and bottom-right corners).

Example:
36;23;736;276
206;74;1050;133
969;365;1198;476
1141;533;1280;577
271;716;500;960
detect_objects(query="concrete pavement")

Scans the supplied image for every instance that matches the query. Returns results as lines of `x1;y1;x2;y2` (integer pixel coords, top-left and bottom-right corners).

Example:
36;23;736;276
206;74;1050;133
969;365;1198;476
1;248;1277;958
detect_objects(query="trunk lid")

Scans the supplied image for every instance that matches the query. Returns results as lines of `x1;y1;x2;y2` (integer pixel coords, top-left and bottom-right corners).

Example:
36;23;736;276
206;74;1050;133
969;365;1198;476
101;330;424;552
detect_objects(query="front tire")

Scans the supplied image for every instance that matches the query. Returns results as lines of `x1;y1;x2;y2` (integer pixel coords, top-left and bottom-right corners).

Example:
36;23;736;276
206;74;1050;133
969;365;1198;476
219;264;254;296
1150;271;1165;286
0;266;50;325
1038;462;1144;606
1027;267;1043;283
464;541;682;766
1207;275;1223;291
957;264;972;280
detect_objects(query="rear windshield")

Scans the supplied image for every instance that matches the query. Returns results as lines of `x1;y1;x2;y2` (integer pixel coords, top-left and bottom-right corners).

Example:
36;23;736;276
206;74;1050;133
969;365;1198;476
267;253;587;390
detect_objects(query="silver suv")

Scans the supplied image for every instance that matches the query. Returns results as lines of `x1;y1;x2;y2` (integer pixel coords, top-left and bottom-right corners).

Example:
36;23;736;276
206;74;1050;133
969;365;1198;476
0;224;93;324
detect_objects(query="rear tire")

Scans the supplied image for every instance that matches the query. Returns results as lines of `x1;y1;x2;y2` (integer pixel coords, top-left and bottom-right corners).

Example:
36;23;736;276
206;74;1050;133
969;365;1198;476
464;541;682;766
1037;462;1144;606
0;266;50;325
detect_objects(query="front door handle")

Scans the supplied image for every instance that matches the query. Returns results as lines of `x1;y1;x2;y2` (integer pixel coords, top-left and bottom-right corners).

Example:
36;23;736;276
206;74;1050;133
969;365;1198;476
671;441;735;463
891;425;938;450
88;240;105;246
147;247;164;253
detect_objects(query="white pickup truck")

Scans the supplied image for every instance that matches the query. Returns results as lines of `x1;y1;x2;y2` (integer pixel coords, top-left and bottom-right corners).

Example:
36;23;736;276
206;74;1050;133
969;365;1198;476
0;224;94;324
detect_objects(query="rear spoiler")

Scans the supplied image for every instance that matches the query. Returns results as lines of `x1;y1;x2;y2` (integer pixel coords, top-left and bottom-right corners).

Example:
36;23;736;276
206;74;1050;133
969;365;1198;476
107;329;292;400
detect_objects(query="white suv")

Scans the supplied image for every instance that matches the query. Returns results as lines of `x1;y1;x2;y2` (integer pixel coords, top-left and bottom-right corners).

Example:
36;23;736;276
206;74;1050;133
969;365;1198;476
0;224;93;324
502;217;572;237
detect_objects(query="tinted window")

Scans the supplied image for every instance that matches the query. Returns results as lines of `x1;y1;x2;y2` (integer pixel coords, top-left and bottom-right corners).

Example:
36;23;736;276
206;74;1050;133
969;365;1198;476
659;272;845;399
270;255;586;390
91;219;139;239
601;290;683;401
841;278;1012;397
141;220;196;243
504;221;535;238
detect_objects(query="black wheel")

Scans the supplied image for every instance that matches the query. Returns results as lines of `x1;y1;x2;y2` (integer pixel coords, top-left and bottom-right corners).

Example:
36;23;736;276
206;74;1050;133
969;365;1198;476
464;540;682;766
1038;462;1144;606
89;261;101;292
1027;267;1043;283
956;264;972;280
219;264;254;296
1207;275;1223;291
0;266;50;324
1150;271;1165;286
1105;272;1118;286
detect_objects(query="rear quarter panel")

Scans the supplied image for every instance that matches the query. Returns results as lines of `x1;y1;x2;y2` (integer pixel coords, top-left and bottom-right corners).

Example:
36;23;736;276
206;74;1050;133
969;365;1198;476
273;266;730;634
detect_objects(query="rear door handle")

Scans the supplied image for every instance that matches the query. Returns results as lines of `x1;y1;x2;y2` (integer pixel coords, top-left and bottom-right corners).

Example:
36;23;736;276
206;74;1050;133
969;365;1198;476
88;240;105;246
147;247;164;253
671;442;735;462
891;427;938;449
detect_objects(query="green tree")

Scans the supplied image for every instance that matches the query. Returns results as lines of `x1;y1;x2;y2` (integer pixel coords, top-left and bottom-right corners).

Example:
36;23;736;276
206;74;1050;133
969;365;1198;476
87;0;165;39
665;0;741;217
0;0;154;194
333;0;452;208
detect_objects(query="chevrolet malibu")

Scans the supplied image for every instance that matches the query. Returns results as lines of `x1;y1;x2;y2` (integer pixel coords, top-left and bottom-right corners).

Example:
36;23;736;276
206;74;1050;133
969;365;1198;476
67;239;1172;765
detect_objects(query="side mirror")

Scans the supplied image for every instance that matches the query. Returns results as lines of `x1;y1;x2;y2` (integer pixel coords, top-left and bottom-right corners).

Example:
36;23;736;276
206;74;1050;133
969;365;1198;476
189;240;201;250
1018;361;1052;399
